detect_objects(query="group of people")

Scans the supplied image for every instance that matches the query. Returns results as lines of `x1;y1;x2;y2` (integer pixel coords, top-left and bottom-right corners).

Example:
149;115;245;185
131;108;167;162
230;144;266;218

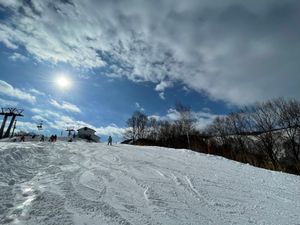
17;134;113;144
18;134;57;142
38;134;57;142
49;134;57;142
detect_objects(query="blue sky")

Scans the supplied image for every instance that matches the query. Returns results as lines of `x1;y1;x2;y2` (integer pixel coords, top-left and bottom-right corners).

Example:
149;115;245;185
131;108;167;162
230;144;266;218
0;0;299;141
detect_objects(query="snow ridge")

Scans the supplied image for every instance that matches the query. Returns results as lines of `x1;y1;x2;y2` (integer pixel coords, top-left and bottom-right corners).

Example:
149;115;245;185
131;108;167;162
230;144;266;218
0;142;299;225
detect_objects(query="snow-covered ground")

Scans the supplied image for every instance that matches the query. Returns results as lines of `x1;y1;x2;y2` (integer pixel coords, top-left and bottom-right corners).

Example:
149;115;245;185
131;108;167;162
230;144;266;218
0;141;299;225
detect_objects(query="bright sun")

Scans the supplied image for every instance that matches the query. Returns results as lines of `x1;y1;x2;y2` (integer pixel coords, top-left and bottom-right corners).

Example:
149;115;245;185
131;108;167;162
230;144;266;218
56;76;72;89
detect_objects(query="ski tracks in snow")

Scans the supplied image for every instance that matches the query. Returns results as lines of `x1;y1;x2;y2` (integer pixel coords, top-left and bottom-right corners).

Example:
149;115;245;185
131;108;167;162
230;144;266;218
0;142;299;225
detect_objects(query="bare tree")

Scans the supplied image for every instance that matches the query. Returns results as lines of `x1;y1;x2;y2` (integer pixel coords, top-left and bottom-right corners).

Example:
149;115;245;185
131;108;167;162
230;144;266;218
158;120;175;146
248;101;281;168
124;117;136;141
226;112;253;155
147;117;160;140
274;98;300;163
124;111;148;141
205;98;300;172
207;116;230;146
175;103;195;148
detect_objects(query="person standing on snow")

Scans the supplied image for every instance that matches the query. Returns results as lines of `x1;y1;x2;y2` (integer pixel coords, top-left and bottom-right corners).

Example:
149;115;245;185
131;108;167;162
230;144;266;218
107;136;112;145
20;135;25;142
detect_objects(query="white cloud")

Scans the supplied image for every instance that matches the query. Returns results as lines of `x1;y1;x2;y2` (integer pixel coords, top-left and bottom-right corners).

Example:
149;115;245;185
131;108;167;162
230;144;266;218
28;88;45;96
95;124;126;137
15;121;37;133
9;52;28;62
161;108;221;130
182;86;190;93
0;97;18;106
0;0;21;8
49;99;81;113
148;115;161;121
159;92;165;100
135;102;144;111
0;80;36;104
165;108;180;120
0;24;19;49
31;108;60;118
192;111;220;130
135;102;141;108
1;1;299;105
155;81;172;99
201;107;211;113
31;108;125;138
28;105;217;137
48;115;91;131
32;115;47;123
155;81;172;92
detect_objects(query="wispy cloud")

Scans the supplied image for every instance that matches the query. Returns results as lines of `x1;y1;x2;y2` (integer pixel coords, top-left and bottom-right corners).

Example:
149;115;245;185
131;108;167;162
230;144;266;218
159;108;221;130
1;1;299;104
28;88;45;96
31;108;60;118
155;81;172;100
30;108;125;137
155;81;172;92
9;52;28;62
15;121;38;133
0;80;36;104
192;111;221;130
95;124;126;137
135;102;144;111
148;115;161;121
0;97;18;107
158;92;165;100
49;99;81;113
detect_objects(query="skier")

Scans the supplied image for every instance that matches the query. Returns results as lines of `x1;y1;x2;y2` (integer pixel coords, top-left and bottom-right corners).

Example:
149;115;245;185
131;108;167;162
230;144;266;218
20;135;25;142
40;135;45;142
107;136;112;145
49;135;54;142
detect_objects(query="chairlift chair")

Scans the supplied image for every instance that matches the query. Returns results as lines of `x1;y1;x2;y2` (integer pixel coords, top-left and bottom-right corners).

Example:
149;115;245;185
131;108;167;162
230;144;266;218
37;121;43;130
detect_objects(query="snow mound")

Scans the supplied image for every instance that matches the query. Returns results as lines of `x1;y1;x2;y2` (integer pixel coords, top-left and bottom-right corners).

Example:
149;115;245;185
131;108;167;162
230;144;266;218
0;142;299;225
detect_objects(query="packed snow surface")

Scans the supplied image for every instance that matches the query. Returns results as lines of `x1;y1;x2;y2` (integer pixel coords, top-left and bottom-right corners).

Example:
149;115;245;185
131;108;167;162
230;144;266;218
0;141;299;225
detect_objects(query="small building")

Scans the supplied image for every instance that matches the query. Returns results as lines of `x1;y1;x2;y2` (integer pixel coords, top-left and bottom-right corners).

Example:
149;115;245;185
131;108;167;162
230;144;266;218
77;127;100;142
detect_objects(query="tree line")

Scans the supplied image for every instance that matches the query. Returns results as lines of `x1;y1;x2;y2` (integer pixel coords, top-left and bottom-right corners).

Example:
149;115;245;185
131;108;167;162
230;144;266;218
123;103;199;149
206;98;300;173
123;98;300;174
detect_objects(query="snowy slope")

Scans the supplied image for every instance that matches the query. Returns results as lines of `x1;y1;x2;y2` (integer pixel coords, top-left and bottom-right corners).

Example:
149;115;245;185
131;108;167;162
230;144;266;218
0;141;299;225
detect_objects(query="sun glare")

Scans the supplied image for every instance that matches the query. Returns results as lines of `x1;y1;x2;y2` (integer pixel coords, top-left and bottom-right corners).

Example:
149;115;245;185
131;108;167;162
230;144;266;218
56;76;72;89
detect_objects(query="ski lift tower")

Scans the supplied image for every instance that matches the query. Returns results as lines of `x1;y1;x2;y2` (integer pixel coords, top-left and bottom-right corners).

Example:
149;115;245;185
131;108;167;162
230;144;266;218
0;108;24;139
36;120;43;137
66;127;75;137
11;119;17;138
